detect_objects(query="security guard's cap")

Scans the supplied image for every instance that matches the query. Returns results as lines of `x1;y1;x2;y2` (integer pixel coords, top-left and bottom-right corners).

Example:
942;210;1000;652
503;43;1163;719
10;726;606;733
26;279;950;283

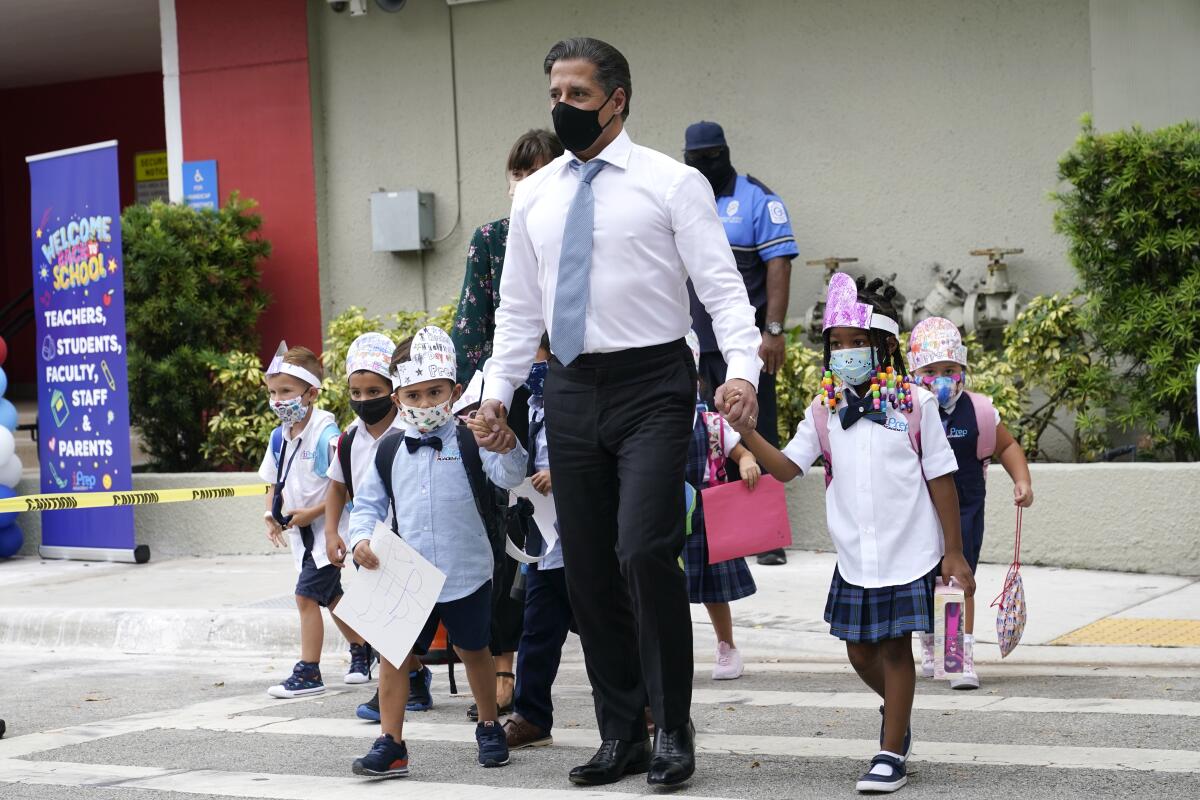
684;120;727;151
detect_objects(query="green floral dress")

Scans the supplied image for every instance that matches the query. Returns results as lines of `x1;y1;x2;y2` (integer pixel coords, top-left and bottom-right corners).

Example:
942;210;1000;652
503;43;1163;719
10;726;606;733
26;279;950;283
451;217;509;386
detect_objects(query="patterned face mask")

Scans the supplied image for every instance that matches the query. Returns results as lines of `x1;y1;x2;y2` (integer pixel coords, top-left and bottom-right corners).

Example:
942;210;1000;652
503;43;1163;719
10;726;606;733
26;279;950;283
399;399;453;434
270;395;310;425
924;374;963;409
829;347;876;387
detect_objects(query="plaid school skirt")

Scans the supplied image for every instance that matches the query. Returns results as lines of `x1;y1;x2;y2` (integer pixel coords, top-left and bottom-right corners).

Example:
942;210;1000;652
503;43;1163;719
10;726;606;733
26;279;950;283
824;565;937;643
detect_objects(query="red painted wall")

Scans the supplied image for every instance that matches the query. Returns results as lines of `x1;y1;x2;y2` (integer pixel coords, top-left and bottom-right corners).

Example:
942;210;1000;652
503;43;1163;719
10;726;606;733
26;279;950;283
175;0;322;362
0;72;166;392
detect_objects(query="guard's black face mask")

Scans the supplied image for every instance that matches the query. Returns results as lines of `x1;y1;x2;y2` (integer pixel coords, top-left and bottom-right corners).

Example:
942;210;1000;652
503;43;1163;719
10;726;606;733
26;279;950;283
552;89;617;154
685;148;735;194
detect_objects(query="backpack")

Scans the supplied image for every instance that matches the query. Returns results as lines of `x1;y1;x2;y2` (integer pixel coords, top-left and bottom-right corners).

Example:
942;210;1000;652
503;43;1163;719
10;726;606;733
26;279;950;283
336;427;360;499
809;396;924;487
270;422;339;482
372;424;511;550
962;391;998;473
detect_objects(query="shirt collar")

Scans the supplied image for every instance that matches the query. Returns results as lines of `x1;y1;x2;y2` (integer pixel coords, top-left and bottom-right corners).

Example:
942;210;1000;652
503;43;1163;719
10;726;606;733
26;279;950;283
569;129;632;171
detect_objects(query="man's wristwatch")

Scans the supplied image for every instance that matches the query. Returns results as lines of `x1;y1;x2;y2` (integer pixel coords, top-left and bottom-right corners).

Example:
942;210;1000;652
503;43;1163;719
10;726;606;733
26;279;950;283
765;321;784;337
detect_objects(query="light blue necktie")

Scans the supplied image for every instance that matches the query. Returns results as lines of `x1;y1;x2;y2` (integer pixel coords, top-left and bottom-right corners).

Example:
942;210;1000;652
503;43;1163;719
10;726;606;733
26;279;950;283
551;159;606;365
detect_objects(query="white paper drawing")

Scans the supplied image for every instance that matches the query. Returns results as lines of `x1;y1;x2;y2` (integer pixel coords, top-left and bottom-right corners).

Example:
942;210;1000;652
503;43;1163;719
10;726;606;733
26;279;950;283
511;479;559;559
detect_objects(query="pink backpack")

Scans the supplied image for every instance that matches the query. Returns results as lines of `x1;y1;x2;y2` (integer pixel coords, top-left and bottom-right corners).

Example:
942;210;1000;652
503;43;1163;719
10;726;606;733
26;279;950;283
808;391;996;487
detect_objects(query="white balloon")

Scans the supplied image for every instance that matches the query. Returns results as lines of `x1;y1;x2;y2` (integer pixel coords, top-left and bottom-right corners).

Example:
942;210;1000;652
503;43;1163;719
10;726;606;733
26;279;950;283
0;427;13;465
0;453;23;489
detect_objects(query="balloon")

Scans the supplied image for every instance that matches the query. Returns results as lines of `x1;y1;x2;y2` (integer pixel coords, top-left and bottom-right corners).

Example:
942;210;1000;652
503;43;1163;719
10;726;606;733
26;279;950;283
0;366;7;398
0;398;16;432
0;453;22;489
0;485;15;527
0;427;12;465
0;523;22;559
0;336;7;366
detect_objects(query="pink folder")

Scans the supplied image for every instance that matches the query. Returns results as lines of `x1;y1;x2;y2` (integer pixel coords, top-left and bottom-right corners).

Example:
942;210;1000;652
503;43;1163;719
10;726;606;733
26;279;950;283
701;475;792;565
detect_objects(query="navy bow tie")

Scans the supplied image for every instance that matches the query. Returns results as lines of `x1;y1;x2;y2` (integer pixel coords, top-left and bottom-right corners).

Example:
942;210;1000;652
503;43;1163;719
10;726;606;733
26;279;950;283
839;396;887;430
405;435;443;453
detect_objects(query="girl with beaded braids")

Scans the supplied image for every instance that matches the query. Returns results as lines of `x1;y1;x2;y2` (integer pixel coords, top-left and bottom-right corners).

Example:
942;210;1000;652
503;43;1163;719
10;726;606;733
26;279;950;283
726;273;974;794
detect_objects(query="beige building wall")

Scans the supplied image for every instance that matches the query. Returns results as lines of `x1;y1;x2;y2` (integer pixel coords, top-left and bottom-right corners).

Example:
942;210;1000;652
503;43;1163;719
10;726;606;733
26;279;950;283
307;0;1095;328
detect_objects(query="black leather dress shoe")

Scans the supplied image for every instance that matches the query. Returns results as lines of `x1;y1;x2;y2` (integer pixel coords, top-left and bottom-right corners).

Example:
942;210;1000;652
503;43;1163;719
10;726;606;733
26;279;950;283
757;548;788;565
646;720;696;786
568;738;652;786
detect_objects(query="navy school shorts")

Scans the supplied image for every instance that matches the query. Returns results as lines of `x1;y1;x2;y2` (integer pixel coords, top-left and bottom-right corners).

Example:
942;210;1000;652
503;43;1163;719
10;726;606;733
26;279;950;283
295;554;344;608
413;580;493;655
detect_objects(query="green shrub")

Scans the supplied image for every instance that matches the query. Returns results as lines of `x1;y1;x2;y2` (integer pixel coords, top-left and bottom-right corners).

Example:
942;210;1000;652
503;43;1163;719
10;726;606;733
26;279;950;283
122;195;269;471
202;304;455;470
1053;117;1200;460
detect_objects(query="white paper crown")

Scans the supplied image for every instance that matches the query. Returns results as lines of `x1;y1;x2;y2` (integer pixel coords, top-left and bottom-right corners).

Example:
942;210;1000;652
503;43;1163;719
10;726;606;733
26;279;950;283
347;332;400;388
393;326;457;389
265;340;322;388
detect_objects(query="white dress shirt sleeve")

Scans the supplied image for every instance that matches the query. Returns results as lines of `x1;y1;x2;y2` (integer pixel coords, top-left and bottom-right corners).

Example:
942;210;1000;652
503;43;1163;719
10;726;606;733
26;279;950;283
780;401;823;477
347;456;391;551
482;442;529;491
483;191;543;412
667;169;763;387
917;391;959;481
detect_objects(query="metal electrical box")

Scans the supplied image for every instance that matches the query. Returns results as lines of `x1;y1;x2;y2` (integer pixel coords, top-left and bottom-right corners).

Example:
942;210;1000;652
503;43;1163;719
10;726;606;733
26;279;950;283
370;190;434;251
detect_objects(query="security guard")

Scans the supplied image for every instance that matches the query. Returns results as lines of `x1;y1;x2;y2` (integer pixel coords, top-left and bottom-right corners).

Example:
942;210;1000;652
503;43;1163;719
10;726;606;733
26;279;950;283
684;120;798;566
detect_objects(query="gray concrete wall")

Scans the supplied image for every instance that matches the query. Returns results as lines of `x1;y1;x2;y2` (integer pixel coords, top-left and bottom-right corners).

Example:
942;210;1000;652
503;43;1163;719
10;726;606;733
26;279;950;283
784;462;1200;576
306;0;1094;331
12;463;1200;575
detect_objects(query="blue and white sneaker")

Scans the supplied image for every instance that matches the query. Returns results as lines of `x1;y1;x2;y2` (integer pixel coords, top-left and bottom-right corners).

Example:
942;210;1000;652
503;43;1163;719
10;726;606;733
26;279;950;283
357;690;381;722
352;734;409;778
406;666;434;712
855;752;907;793
476;720;510;768
878;705;912;759
267;661;324;699
345;643;374;685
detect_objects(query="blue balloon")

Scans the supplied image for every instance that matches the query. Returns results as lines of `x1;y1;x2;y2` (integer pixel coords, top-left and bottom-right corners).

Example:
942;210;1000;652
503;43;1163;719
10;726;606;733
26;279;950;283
0;366;8;398
0;398;16;432
0;485;15;527
0;522;22;559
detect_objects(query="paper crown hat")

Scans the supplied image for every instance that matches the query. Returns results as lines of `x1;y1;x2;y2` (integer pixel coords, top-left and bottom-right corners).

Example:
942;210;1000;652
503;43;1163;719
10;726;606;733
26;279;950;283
392;326;457;389
265;340;322;388
907;317;968;371
822;272;899;336
346;332;399;388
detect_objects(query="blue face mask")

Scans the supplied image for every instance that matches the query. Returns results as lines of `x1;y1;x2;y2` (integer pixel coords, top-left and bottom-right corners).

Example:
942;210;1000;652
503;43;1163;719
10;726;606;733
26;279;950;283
930;376;957;408
524;361;548;398
829;347;876;387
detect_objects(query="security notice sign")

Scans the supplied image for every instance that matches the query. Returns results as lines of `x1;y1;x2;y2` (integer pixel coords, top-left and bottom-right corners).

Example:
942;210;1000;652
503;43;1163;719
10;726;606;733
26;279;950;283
134;150;168;205
27;140;139;562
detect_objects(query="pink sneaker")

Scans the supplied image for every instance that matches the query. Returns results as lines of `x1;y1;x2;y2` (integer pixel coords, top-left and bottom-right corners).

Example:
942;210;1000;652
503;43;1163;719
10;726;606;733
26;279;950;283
919;633;935;678
712;641;744;680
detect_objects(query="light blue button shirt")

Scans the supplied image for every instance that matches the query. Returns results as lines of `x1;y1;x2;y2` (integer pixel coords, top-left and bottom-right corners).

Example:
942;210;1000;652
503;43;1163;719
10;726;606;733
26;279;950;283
348;420;528;603
527;398;563;572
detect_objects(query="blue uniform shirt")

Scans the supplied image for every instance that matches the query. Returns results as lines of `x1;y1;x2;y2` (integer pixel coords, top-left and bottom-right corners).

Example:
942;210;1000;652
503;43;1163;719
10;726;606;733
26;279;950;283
348;419;528;603
689;173;799;352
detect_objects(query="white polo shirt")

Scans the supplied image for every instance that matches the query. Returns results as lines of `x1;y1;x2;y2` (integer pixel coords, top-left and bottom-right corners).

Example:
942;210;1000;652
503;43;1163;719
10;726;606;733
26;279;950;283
327;413;406;529
781;384;958;588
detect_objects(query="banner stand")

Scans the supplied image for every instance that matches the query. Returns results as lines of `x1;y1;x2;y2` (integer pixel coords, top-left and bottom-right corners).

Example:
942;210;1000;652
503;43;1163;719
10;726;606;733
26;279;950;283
39;544;150;564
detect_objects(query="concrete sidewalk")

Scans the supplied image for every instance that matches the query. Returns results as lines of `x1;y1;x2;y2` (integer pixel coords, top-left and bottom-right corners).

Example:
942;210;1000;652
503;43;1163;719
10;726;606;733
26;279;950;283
1;550;1197;668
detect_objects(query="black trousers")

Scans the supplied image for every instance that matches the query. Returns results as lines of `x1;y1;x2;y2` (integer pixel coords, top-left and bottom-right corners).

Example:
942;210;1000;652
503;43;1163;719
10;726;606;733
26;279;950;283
697;350;779;447
513;565;574;732
544;339;696;741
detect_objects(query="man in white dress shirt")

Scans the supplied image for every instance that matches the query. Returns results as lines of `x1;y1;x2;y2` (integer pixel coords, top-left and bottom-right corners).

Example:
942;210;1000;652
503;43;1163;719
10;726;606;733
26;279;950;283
476;37;761;789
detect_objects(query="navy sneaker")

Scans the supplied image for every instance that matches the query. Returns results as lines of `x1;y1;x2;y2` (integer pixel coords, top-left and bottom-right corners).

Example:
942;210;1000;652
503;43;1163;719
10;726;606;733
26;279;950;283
267;661;324;699
345;643;374;685
855;752;907;793
406;665;434;711
357;690;381;722
352;734;409;778
476;720;510;768
878;705;912;759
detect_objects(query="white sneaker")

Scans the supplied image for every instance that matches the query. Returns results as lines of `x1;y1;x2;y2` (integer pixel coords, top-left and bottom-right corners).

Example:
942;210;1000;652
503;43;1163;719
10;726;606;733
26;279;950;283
950;637;980;690
919;633;935;678
712;641;744;680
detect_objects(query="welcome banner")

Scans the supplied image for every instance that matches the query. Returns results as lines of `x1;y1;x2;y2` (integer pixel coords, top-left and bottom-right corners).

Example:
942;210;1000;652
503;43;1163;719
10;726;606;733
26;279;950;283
27;141;138;562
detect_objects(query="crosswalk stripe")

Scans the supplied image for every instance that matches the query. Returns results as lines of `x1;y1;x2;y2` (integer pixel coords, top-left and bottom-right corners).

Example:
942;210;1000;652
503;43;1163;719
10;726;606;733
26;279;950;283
556;661;1200;679
193;716;1200;774
0;759;738;800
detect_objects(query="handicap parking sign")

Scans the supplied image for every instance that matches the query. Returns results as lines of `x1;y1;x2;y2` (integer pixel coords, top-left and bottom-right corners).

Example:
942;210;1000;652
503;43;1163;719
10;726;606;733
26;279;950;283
182;160;218;211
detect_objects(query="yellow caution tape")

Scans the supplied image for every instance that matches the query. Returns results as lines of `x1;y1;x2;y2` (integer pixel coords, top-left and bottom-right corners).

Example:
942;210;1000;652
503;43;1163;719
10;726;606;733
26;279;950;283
0;483;269;514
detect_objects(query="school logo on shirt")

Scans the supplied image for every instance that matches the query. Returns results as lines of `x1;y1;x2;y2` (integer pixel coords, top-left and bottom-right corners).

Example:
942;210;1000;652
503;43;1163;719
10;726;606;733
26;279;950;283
768;200;788;224
726;199;740;216
885;417;909;433
947;426;969;439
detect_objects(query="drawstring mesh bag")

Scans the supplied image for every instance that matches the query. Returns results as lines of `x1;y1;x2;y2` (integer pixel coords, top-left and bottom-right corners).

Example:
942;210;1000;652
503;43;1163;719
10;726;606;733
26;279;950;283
990;506;1027;658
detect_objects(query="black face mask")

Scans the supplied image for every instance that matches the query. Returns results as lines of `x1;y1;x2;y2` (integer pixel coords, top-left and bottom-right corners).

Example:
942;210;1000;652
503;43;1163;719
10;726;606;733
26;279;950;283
552;89;617;154
685;148;735;194
350;395;395;426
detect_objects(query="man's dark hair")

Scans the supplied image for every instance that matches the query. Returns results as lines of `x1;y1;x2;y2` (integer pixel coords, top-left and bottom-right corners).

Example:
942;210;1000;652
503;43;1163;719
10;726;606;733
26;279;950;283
507;130;565;175
544;37;632;119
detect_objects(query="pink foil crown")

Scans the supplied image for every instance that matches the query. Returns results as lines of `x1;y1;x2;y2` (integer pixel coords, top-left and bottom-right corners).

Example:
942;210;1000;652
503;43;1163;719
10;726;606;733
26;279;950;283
822;272;873;331
907;317;968;371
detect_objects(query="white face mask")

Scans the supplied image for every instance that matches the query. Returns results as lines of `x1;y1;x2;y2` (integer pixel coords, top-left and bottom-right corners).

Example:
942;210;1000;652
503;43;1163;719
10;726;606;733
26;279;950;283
270;395;310;425
399;399;453;434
